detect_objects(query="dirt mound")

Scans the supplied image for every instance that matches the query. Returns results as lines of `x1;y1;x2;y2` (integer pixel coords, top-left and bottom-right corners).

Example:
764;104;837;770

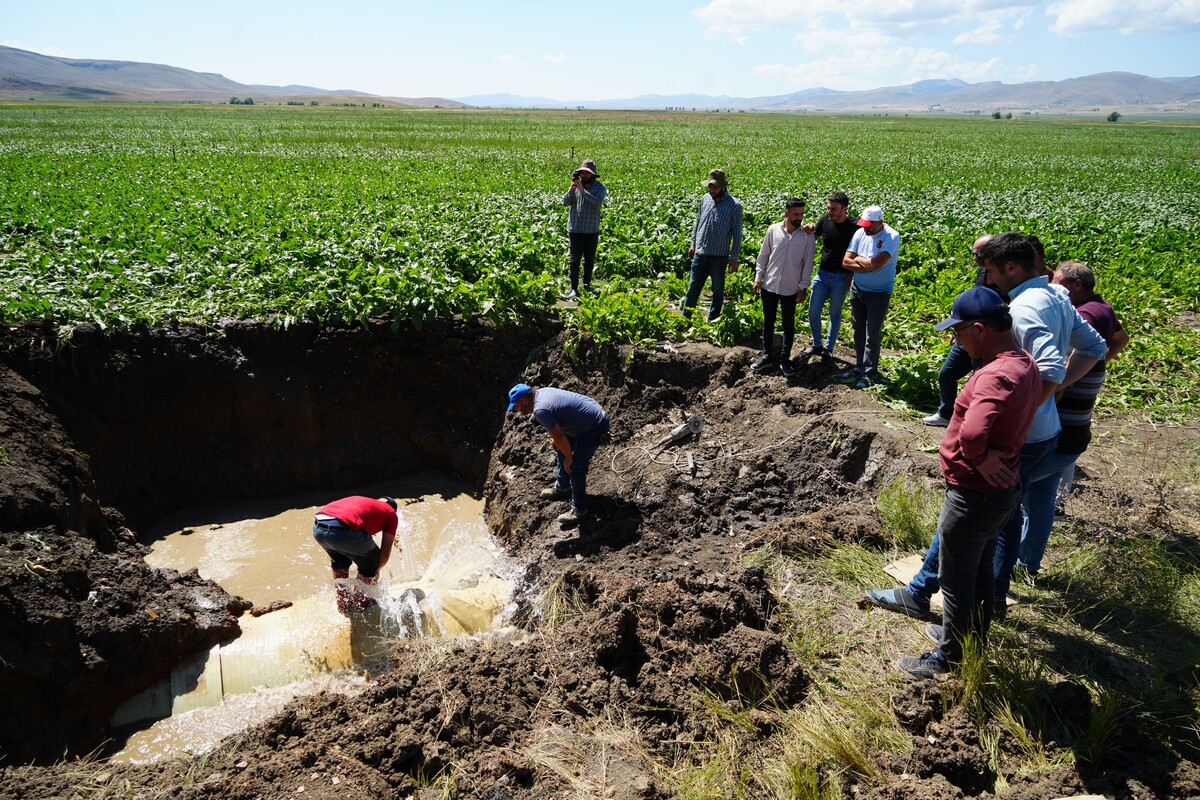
1;322;1197;798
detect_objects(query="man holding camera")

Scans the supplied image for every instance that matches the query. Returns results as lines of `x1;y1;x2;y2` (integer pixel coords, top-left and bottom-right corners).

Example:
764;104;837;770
562;159;607;299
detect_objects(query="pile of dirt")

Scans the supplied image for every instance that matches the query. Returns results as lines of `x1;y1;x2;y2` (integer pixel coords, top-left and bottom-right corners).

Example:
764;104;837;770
1;321;1198;798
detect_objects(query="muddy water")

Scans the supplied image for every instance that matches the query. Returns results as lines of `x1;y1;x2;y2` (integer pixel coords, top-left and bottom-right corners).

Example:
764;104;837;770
111;473;520;763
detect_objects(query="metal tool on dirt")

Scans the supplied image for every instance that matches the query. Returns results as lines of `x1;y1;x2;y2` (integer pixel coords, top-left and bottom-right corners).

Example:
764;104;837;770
658;414;704;449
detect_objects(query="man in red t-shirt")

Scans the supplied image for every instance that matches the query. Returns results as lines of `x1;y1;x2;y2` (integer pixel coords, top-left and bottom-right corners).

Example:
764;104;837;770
312;496;399;613
899;287;1042;679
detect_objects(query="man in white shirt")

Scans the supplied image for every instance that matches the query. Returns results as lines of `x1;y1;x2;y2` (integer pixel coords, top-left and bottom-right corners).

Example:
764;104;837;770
842;204;901;389
752;198;817;378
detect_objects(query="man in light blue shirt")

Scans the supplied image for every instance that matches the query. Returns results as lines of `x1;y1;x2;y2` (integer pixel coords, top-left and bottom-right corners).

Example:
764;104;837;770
864;232;1106;622
684;169;743;322
842;205;900;388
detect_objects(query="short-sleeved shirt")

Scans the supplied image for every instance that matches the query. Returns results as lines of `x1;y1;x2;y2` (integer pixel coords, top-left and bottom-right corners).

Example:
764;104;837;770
812;214;860;276
532;388;607;438
846;224;900;293
318;496;398;536
940;350;1042;492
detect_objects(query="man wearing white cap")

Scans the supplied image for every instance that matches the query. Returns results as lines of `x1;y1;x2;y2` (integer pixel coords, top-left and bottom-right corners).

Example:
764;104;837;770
842;205;900;389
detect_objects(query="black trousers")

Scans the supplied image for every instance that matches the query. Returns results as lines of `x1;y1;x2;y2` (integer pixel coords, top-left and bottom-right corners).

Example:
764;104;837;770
761;289;797;358
568;231;599;290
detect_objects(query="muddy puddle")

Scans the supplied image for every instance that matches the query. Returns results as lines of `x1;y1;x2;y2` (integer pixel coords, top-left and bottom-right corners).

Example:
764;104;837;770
109;473;522;763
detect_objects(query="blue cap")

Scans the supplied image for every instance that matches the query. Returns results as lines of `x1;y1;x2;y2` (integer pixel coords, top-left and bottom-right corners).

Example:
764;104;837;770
507;383;532;411
934;287;1007;331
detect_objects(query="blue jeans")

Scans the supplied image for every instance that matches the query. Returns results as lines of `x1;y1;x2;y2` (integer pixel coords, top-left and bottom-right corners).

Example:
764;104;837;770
554;415;610;513
850;285;891;380
937;343;979;421
313;519;381;577
684;253;730;322
935;484;1022;663
906;434;1059;606
1018;450;1078;573
808;270;851;350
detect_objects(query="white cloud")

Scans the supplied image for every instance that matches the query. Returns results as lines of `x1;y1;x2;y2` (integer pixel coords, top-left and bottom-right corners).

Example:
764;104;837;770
954;19;1005;43
499;53;517;63
2;40;68;57
543;53;566;63
1047;0;1200;34
755;47;1005;90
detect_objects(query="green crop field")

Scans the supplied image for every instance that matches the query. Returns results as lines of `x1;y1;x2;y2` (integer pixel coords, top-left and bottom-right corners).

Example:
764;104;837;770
1;105;1197;419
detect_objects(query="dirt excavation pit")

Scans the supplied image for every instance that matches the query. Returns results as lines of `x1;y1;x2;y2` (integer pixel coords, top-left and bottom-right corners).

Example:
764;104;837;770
2;321;1198;798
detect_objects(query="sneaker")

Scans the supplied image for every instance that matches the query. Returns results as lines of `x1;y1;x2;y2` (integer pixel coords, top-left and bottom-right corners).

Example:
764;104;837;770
540;485;572;501
899;651;949;679
584;285;600;297
925;622;944;645
864;588;932;619
837;368;863;384
992;602;1008;623
557;507;588;527
799;345;825;359
751;353;776;373
922;413;950;428
779;359;796;378
854;377;873;390
563;289;579;300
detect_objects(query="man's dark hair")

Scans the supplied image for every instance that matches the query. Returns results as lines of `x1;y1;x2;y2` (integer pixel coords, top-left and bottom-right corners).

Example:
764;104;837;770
828;191;850;207
785;198;805;209
1025;234;1045;260
980;312;1014;333
978;231;1037;274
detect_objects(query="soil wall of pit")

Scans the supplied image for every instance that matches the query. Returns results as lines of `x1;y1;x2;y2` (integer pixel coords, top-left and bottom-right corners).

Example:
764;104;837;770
0;316;556;764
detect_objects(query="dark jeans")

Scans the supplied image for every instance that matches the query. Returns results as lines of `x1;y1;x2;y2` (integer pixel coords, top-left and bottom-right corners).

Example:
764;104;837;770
568;231;599;290
936;484;1022;663
554;415;610;513
684;253;730;322
907;434;1059;606
850;285;891;379
937;343;980;421
312;519;381;577
760;289;797;358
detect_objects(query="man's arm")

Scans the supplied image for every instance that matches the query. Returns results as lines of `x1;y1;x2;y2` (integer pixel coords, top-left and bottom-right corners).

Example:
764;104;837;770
549;425;574;473
729;203;743;266
377;530;396;570
957;374;1018;487
1107;327;1129;361
754;228;773;294
579;183;605;208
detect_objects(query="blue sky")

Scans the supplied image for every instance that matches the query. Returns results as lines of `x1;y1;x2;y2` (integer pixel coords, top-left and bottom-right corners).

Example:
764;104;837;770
5;0;1199;99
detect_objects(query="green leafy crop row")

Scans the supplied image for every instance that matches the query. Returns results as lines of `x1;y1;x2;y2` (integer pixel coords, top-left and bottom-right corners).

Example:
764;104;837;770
0;105;1196;419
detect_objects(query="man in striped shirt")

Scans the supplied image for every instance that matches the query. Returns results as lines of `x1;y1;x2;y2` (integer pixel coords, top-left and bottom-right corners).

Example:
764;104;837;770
684;169;744;322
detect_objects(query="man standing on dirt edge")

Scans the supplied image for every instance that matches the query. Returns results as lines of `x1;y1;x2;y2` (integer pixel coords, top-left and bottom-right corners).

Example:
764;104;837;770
508;384;610;528
562;159;606;299
313;496;399;614
841;205;900;389
898;287;1041;678
684;169;743;322
866;233;1106;622
752;198;816;379
803;191;858;361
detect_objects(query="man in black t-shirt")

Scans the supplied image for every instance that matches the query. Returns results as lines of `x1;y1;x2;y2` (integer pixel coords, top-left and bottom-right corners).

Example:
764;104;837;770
802;191;859;359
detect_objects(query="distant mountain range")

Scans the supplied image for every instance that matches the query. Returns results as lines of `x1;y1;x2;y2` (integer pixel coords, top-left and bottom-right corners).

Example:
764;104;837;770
2;45;1197;114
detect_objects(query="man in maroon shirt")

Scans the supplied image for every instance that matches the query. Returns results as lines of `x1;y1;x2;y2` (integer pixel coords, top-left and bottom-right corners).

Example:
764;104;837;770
899;287;1042;678
313;496;399;613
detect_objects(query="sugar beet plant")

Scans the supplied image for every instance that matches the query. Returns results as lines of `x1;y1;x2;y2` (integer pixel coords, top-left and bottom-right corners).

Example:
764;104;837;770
1;105;1197;419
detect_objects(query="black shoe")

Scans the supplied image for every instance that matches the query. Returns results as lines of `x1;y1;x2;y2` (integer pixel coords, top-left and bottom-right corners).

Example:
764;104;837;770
992;602;1008;623
799;345;825;359
925;623;943;645
557;507;588;527
864;588;932;619
780;359;795;378
751;353;776;372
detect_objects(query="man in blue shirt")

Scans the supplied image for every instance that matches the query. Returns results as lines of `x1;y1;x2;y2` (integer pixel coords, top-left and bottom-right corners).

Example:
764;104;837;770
684;169;743;322
842;205;900;389
562;159;607;300
508;384;610;528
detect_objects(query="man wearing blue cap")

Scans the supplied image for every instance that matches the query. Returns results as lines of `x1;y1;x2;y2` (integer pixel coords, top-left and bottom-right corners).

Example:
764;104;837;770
897;287;1041;678
508;384;610;527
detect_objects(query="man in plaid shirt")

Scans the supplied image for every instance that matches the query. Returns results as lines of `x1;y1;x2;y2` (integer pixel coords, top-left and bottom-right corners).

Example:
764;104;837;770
684;169;743;321
562;159;607;299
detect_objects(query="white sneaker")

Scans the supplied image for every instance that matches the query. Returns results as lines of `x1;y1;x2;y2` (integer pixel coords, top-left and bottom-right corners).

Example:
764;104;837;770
922;413;950;428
